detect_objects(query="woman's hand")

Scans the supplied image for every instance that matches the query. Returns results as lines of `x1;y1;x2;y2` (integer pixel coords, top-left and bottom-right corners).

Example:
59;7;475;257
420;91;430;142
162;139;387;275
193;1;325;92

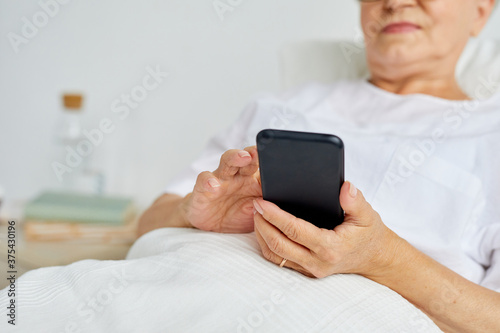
253;181;402;278
182;146;262;233
254;181;500;332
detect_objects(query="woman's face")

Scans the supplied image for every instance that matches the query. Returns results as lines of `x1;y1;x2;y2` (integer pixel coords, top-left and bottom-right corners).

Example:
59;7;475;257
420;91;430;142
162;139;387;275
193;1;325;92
360;0;494;76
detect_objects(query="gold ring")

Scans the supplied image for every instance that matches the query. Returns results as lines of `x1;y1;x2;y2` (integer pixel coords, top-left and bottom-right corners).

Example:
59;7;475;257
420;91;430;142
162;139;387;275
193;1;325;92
279;258;287;268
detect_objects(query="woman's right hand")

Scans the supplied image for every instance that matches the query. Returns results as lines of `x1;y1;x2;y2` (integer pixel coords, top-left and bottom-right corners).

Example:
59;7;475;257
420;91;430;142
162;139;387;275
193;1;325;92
180;146;262;233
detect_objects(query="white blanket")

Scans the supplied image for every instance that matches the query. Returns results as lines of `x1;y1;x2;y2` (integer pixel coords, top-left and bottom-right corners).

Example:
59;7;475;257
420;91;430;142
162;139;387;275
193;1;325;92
0;228;442;332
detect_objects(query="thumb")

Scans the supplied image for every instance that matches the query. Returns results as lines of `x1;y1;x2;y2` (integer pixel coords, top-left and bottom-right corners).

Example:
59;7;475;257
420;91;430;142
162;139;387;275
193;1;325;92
339;181;375;226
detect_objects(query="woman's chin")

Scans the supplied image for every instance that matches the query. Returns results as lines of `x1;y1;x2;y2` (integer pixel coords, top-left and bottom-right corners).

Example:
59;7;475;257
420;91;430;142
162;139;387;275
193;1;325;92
367;44;425;68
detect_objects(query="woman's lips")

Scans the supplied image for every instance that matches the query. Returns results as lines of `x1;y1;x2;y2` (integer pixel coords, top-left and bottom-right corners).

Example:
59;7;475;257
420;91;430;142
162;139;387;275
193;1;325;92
382;22;421;34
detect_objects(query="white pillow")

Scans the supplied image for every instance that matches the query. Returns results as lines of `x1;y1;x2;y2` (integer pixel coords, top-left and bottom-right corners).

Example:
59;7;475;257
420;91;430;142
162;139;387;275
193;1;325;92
281;38;500;99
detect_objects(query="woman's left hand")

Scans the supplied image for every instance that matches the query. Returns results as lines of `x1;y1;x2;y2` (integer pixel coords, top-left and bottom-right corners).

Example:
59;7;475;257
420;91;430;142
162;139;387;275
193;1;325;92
253;181;403;279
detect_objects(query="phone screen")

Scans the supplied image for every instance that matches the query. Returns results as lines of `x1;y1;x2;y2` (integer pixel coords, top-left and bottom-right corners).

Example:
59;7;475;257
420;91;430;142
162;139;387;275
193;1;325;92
257;129;345;229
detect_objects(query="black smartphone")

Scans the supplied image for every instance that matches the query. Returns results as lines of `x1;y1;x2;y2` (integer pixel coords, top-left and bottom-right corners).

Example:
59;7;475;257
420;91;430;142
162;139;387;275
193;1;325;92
256;129;344;229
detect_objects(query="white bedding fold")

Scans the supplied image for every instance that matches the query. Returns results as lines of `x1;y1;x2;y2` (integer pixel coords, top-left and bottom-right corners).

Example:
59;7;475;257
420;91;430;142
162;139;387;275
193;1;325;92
1;228;441;332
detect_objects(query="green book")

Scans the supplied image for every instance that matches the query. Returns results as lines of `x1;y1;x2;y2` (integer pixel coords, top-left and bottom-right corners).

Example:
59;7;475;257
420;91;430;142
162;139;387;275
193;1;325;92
24;191;135;225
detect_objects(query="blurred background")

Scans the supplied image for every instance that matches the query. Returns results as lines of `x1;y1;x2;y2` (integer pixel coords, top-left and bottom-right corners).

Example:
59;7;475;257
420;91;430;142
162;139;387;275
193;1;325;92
0;0;499;280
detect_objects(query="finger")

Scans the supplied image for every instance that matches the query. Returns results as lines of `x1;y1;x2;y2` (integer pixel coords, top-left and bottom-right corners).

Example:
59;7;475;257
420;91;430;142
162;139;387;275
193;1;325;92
253;199;323;252
339;181;377;226
256;171;261;187
194;171;222;196
254;224;312;276
239;146;259;176
213;149;252;180
253;211;313;269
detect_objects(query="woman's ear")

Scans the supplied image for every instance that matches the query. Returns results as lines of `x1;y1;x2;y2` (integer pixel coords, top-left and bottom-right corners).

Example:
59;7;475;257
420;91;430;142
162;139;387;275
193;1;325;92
471;0;496;36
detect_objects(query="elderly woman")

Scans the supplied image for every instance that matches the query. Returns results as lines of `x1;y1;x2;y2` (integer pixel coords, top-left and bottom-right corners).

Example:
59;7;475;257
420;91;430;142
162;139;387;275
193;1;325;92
138;0;500;331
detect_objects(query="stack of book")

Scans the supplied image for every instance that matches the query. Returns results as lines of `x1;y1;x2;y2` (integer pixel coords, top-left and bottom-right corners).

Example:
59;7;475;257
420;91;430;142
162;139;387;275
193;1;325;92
23;191;137;244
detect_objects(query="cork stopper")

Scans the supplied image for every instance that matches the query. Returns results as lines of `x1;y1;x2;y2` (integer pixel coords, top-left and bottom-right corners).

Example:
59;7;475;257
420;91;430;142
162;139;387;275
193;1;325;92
63;94;83;111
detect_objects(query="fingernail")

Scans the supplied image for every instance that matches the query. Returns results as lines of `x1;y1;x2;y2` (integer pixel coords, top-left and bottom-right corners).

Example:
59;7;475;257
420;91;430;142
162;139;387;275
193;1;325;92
238;151;251;158
349;182;357;198
208;178;220;188
253;200;264;215
253;208;257;215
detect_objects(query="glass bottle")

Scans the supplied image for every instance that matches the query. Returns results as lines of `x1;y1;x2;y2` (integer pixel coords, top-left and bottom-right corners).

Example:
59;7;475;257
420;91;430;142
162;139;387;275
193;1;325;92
53;94;105;194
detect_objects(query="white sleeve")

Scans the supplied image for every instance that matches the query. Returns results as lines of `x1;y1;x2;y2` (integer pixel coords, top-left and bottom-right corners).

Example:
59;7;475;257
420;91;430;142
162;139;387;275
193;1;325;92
481;249;500;292
163;82;333;197
479;222;500;292
478;144;500;293
164;99;259;197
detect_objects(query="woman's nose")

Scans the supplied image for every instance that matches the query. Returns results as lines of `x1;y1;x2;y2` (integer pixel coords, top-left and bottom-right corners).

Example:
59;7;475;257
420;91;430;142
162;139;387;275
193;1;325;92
383;0;418;12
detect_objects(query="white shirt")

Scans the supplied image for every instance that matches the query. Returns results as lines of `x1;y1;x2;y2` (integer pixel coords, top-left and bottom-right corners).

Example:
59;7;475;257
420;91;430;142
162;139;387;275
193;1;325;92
165;80;500;292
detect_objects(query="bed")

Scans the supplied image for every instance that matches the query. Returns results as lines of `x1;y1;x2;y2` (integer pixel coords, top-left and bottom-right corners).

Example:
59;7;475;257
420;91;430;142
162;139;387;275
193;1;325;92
1;228;441;332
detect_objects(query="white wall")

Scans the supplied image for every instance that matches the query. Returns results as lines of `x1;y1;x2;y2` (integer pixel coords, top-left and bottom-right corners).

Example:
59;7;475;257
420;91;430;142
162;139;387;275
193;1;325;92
1;0;499;210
